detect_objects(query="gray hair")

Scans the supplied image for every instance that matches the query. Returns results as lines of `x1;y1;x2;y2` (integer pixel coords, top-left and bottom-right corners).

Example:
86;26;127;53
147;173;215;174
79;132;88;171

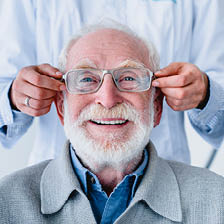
58;19;160;73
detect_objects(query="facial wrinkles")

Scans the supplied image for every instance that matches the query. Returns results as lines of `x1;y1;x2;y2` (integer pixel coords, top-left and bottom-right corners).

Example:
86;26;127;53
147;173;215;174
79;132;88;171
67;30;148;70
69;52;144;70
70;58;147;72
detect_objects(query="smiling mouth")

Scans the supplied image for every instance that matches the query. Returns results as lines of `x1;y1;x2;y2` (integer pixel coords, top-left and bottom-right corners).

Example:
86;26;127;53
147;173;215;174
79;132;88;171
90;119;128;125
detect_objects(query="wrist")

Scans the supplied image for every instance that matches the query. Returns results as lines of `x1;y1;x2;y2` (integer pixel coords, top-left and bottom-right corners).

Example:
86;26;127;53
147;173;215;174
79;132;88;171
196;74;210;110
9;81;20;111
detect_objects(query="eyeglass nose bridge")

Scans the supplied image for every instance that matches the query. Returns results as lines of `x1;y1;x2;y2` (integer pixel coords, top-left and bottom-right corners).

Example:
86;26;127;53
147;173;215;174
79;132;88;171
101;69;115;78
97;69;118;89
91;69;121;92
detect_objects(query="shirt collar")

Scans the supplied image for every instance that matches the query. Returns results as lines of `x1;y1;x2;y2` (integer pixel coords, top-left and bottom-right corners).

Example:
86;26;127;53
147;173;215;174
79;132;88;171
69;144;148;197
69;144;89;194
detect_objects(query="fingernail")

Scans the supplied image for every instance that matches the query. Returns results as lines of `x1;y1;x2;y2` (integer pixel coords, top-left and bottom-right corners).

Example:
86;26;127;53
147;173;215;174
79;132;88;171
155;71;162;75
152;81;160;87
56;71;62;76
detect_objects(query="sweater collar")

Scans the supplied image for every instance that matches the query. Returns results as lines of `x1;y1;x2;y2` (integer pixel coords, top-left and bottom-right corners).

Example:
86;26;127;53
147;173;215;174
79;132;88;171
40;141;182;222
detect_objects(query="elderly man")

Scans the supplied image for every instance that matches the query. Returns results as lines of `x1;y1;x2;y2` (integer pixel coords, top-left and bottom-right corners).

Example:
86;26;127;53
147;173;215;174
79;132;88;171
0;25;224;224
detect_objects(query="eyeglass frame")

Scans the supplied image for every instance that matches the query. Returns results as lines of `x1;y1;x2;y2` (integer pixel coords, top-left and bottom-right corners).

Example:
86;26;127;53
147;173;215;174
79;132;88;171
61;67;156;94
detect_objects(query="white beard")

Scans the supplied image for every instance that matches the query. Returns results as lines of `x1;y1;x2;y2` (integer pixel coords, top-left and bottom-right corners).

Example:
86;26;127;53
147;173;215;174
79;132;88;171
63;97;154;172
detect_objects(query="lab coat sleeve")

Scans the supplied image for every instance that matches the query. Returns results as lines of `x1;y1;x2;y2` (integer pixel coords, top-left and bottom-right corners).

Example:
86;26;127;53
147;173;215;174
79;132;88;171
0;0;36;148
187;0;224;148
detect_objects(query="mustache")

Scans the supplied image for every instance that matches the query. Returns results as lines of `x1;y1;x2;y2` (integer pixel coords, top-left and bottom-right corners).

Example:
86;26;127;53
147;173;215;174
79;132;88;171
76;103;141;124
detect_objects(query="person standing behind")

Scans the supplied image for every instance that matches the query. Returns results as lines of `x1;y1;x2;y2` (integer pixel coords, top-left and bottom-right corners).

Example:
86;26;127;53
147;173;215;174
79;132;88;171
0;0;223;165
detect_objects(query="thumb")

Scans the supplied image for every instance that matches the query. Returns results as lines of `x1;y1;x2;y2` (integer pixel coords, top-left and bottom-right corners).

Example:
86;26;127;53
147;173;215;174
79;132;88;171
155;62;182;77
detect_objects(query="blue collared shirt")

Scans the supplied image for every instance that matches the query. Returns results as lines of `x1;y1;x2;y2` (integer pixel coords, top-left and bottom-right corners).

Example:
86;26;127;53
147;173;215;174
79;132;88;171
70;145;148;224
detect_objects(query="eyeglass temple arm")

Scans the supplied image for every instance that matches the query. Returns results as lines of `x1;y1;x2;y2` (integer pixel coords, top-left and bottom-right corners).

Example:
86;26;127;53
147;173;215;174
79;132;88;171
49;73;66;83
61;74;66;83
152;73;157;81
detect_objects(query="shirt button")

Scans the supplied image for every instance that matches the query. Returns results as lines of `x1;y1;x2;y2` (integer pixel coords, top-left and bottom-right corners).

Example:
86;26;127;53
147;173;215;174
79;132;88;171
90;176;96;184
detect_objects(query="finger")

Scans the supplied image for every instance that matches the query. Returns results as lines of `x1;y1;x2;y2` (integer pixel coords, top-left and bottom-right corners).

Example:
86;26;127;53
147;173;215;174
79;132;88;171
13;92;52;116
20;104;52;117
24;96;54;110
160;85;194;100
36;63;62;79
166;95;199;107
165;97;199;111
13;91;53;110
154;62;183;77
14;80;57;100
161;79;205;102
152;72;193;88
23;70;65;91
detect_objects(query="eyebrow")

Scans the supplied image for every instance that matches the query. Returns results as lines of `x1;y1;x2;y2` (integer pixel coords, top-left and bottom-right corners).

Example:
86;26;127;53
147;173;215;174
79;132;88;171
72;58;97;69
116;59;146;69
73;58;146;70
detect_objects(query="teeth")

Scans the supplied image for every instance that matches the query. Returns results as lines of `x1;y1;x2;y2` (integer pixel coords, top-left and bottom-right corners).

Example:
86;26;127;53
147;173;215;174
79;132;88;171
91;120;127;125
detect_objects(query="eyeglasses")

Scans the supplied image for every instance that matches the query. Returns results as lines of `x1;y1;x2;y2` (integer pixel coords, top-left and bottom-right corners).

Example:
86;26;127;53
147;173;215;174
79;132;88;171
62;67;155;94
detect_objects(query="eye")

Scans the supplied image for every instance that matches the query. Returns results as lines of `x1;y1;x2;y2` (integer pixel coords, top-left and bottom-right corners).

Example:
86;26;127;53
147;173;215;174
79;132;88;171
77;71;100;84
123;76;135;81
80;77;95;83
115;69;142;90
118;71;138;82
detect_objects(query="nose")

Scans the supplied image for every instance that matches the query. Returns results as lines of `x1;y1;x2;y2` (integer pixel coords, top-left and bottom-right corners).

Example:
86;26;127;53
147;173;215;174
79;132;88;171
94;74;123;109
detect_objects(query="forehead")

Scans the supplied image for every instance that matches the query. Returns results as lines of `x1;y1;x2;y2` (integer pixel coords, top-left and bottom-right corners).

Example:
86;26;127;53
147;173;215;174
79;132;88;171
66;29;149;70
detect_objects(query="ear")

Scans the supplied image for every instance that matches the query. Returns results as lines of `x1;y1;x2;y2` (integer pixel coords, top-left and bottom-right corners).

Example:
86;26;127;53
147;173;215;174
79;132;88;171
153;87;164;127
54;91;65;125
